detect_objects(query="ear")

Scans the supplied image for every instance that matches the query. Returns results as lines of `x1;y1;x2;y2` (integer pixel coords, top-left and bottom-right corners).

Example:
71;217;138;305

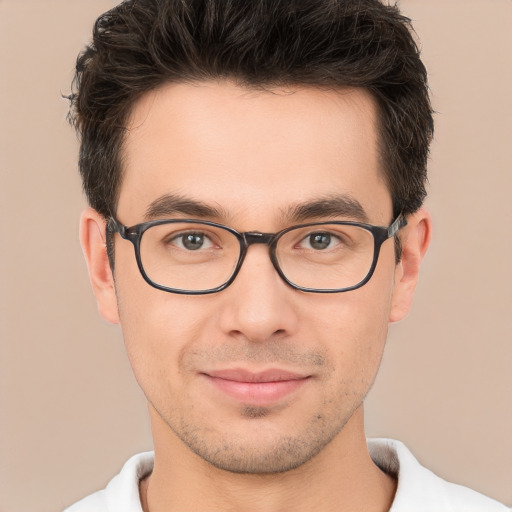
389;208;432;323
79;208;120;324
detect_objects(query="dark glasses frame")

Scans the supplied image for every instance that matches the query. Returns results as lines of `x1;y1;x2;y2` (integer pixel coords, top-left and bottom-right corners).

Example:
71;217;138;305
107;214;407;295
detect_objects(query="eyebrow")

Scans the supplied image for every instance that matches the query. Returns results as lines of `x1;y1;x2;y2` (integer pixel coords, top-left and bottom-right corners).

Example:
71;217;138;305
144;193;227;221
285;195;369;223
143;192;368;224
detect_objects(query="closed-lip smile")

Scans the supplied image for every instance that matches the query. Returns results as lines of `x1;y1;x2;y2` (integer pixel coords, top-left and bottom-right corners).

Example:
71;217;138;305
202;368;311;405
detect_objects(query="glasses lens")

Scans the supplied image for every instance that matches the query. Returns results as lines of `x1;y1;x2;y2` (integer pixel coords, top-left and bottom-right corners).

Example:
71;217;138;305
275;224;375;290
139;222;240;291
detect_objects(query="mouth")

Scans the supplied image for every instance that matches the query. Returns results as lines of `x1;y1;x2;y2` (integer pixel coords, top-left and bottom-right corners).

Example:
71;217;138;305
201;369;311;406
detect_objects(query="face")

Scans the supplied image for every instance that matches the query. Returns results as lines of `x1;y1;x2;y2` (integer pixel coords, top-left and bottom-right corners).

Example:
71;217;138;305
83;81;427;474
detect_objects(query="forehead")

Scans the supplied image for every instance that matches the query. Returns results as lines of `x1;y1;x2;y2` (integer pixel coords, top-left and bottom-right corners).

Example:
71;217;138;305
118;81;391;225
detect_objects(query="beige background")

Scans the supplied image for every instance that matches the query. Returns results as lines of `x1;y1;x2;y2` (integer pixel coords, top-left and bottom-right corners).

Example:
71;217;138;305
0;1;511;511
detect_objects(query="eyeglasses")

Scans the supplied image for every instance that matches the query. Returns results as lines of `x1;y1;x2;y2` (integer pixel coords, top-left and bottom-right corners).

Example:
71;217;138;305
108;215;407;295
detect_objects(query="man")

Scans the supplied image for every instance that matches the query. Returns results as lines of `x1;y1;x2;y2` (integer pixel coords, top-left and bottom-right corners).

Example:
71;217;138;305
64;0;509;511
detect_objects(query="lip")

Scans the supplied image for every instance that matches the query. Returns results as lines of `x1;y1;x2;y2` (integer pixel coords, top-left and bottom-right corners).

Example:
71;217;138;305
202;369;310;405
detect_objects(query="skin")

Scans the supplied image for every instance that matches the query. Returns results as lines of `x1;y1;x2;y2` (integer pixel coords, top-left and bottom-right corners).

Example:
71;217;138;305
81;82;431;512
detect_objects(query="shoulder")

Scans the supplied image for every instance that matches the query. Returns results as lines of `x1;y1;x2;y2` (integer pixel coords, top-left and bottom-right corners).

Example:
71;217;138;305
368;438;510;512
63;451;154;512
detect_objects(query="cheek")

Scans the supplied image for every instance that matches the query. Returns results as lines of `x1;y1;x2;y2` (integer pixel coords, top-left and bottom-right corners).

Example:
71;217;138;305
114;242;207;349
113;254;212;394
312;260;395;383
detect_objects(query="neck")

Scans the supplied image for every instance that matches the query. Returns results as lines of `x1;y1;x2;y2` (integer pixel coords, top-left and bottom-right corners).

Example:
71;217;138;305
140;406;396;512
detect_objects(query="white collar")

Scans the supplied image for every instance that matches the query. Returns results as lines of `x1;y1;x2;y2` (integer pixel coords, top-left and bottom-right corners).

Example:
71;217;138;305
65;439;510;512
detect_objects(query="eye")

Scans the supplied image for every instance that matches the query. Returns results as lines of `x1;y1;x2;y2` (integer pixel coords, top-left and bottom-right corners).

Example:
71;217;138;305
300;232;340;250
171;232;214;251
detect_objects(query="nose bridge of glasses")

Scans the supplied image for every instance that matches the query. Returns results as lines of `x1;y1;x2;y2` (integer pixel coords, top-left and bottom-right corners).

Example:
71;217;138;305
236;231;283;288
243;232;276;247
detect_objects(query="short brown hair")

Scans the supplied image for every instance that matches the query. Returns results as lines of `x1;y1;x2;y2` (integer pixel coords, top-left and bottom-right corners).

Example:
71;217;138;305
69;0;433;223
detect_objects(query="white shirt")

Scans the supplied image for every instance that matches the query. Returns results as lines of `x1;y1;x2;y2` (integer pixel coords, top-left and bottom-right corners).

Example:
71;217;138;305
64;438;510;512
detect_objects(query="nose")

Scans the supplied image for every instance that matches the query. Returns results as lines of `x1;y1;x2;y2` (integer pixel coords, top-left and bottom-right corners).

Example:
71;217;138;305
218;244;299;344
